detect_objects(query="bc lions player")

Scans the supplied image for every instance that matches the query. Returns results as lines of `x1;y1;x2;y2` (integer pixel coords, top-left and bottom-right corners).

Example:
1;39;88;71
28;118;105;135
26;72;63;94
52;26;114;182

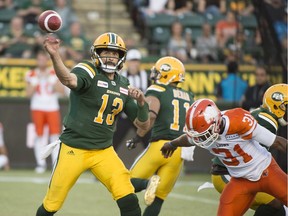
211;83;288;216
161;98;287;216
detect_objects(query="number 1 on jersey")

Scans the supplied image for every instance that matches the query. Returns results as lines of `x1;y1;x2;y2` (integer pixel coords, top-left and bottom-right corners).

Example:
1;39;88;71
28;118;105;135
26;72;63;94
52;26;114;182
170;99;190;131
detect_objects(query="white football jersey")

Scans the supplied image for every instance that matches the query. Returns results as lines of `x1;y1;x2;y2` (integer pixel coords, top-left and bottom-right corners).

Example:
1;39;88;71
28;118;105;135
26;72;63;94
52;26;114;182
207;108;275;181
26;68;60;111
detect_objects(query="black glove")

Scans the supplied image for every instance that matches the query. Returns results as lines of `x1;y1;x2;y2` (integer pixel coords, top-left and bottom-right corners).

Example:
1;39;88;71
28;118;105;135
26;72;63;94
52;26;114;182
126;135;143;150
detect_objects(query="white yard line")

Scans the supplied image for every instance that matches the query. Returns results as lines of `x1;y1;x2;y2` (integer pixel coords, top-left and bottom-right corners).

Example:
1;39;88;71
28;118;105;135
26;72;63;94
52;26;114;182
0;176;95;184
174;181;208;187
0;176;205;185
0;176;217;205
169;193;218;205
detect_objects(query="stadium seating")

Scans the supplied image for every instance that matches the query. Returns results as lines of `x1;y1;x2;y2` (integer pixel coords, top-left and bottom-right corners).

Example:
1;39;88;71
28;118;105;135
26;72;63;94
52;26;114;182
178;13;205;28
0;8;17;23
143;14;176;47
151;27;171;44
239;15;258;29
24;23;41;37
204;13;225;28
184;27;202;42
0;22;9;36
145;13;177;28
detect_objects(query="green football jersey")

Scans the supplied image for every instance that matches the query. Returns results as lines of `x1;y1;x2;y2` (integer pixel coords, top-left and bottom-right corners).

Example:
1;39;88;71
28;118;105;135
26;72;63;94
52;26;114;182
251;107;278;134
60;61;140;149
145;84;194;141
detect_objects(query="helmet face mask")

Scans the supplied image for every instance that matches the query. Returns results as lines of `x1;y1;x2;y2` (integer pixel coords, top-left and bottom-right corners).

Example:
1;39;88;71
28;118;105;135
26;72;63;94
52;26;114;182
187;124;219;148
150;66;161;82
262;84;288;125
90;32;127;73
150;56;185;85
185;99;222;148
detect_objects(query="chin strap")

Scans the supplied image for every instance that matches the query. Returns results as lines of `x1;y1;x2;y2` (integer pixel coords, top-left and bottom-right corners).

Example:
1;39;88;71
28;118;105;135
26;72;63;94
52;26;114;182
97;54;125;73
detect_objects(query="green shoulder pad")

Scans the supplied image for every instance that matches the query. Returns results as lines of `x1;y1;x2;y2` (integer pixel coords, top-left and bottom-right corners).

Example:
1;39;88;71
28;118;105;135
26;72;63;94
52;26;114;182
72;61;97;79
146;84;166;92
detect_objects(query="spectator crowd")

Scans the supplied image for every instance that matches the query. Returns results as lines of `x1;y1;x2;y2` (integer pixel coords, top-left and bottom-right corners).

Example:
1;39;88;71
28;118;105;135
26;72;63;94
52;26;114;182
124;0;286;65
0;0;90;62
0;0;286;66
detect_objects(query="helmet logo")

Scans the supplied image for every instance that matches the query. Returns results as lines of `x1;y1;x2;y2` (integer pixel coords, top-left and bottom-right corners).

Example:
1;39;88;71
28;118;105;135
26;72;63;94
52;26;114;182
271;92;283;101
160;64;171;72
203;106;218;124
108;33;117;44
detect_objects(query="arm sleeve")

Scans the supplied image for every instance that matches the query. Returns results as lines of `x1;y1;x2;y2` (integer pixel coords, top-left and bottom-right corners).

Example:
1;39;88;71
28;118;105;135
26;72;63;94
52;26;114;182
252;124;276;147
124;98;149;122
124;97;138;122
136;101;149;122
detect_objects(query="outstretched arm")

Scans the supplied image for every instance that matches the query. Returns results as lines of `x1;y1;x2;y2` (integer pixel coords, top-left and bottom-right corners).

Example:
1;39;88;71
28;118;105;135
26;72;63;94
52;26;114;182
270;136;287;153
43;36;77;89
161;134;194;158
253;124;287;153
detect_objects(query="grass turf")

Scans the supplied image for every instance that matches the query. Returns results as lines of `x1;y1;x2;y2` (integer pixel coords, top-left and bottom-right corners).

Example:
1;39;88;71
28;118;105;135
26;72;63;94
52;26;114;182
0;170;254;216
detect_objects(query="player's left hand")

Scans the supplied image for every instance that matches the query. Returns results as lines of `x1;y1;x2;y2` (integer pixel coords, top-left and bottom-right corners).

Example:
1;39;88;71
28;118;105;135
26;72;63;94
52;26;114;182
128;87;145;106
160;142;177;158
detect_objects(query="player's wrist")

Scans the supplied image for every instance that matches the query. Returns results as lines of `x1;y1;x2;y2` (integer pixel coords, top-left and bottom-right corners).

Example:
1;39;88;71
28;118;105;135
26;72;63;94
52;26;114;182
137;99;145;107
168;141;177;149
135;134;143;142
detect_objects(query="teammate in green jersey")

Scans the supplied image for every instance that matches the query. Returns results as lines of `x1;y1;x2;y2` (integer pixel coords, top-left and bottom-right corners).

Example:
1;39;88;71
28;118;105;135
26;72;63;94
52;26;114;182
36;32;150;216
211;83;288;216
126;56;195;216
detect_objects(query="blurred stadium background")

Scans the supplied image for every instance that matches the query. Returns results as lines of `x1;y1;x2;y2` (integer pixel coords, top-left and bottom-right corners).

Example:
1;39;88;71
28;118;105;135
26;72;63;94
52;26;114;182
0;0;286;215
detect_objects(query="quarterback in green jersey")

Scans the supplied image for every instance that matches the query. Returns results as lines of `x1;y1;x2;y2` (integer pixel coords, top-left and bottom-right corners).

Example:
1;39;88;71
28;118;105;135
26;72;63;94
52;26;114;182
36;32;150;216
126;56;194;216
211;83;288;216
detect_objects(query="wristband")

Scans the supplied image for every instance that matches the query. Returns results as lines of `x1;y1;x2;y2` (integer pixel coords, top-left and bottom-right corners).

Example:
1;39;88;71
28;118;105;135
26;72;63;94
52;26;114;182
137;101;149;122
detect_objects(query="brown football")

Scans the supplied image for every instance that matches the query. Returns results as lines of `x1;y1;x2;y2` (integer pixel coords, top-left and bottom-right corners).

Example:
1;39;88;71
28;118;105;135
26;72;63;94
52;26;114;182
38;10;62;33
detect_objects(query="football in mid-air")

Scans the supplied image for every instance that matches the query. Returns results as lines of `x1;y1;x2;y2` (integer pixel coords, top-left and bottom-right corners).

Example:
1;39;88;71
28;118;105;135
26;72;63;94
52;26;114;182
38;10;62;33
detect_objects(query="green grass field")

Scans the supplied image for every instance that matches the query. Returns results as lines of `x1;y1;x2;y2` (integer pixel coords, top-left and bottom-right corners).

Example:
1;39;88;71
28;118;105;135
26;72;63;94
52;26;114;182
0;170;254;216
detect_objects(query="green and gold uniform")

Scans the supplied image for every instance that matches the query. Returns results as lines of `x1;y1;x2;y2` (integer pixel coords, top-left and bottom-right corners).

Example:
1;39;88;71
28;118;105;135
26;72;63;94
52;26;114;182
130;84;194;200
60;61;141;149
42;61;147;212
211;107;281;211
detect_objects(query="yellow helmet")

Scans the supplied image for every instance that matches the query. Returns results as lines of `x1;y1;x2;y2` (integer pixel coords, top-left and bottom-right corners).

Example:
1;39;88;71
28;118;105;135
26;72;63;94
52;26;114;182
90;32;127;73
262;83;288;125
150;56;185;85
